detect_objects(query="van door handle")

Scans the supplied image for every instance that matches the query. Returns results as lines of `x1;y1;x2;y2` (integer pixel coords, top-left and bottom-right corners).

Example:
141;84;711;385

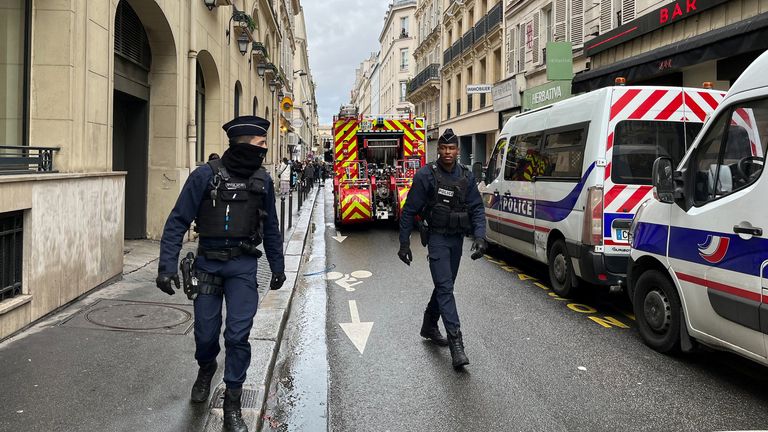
733;224;763;236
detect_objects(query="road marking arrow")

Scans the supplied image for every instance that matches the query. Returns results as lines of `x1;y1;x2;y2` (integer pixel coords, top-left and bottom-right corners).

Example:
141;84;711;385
332;231;347;243
339;300;373;354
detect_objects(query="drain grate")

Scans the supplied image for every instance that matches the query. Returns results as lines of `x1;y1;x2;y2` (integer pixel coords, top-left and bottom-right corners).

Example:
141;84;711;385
61;299;194;335
211;387;261;409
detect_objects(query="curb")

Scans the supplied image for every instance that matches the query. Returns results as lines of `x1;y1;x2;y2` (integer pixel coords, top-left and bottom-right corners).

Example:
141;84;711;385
202;186;321;432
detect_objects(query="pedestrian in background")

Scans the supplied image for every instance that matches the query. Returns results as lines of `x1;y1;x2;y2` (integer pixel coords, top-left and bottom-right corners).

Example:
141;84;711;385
397;128;487;370
156;115;287;432
278;157;291;195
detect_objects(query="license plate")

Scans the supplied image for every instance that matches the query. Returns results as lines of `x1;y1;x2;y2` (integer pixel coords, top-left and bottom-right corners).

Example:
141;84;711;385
615;229;629;241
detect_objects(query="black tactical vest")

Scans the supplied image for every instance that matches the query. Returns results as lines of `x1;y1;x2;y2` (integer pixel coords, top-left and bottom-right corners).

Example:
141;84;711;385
425;163;472;234
195;159;267;240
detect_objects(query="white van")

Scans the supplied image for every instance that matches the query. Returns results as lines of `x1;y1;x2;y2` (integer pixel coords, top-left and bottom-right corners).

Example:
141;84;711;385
480;84;724;296
628;50;768;363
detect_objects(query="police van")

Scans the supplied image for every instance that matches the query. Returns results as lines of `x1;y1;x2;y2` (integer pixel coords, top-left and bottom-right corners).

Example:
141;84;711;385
479;84;724;297
628;50;768;362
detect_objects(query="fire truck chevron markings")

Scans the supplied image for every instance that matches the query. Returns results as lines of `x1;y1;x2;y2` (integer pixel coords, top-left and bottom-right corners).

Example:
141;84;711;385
339;300;373;354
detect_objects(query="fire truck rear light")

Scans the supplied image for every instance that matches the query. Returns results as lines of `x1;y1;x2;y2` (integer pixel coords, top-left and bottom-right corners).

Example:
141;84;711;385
598;274;608;281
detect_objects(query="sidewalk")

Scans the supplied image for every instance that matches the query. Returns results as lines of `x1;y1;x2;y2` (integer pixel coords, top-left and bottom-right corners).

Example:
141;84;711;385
0;185;322;432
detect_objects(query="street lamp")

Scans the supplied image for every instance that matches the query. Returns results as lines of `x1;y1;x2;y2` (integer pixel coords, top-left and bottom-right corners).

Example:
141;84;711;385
256;62;266;77
203;0;216;10
236;33;249;56
268;80;277;93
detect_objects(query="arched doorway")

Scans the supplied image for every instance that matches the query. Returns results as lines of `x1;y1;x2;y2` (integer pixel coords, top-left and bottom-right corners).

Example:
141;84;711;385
197;50;222;161
113;0;150;239
112;0;179;239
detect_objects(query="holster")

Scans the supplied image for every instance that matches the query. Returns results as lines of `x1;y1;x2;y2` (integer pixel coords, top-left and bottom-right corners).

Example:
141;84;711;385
180;252;198;300
418;220;430;247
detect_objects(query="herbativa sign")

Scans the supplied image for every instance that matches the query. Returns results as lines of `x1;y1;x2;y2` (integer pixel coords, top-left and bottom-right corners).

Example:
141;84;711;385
522;80;572;111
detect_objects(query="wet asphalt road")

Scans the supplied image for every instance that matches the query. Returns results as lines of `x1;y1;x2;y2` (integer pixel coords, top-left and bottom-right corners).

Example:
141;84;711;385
267;187;768;432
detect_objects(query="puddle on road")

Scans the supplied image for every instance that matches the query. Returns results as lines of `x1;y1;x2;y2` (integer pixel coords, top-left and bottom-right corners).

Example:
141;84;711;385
261;202;329;432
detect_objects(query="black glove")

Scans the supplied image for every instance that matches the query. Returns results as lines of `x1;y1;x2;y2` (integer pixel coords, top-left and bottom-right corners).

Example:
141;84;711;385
397;243;412;266
470;238;488;260
156;273;180;295
270;272;287;290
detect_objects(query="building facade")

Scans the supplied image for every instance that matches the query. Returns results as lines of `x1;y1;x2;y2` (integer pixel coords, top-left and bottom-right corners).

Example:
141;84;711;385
0;0;316;340
440;0;504;167
408;0;443;157
379;0;418;115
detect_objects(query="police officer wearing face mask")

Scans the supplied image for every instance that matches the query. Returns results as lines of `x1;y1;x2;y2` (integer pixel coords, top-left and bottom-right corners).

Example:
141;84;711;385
156;115;285;432
398;128;487;370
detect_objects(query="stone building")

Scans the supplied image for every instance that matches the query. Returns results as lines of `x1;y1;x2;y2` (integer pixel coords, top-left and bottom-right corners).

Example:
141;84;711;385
379;0;418;115
0;0;316;340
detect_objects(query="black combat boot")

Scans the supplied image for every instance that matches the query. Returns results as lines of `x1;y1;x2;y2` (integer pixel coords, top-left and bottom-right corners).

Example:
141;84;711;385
190;360;217;403
223;388;248;432
420;312;448;346
447;330;470;369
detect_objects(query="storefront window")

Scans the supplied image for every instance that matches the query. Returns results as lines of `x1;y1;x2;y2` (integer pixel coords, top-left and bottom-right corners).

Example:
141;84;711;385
0;0;29;146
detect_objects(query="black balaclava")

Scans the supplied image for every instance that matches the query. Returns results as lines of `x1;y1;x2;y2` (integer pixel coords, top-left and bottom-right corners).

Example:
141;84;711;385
221;143;267;178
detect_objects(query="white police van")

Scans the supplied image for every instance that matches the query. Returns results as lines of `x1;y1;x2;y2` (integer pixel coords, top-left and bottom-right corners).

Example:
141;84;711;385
479;84;724;297
628;50;768;362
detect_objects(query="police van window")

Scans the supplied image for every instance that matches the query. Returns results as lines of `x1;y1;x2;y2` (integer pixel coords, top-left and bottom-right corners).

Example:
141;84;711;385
485;137;507;184
612;121;697;185
692;98;768;205
504;133;543;181
540;127;587;179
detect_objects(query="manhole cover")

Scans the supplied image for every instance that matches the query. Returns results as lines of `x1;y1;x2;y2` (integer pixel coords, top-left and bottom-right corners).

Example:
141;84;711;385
212;387;261;409
85;303;191;330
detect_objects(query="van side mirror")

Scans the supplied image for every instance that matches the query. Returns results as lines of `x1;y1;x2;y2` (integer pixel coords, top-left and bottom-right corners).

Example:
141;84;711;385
652;157;675;203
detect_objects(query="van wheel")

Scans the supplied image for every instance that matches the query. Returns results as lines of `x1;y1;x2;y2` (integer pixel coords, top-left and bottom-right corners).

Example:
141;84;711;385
633;270;681;354
548;239;577;297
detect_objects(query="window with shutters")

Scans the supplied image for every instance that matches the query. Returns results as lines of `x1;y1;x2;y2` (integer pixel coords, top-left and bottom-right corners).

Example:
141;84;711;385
622;0;636;23
600;0;613;34
518;24;525;73
506;25;516;74
554;0;567;41
532;12;540;65
570;0;584;47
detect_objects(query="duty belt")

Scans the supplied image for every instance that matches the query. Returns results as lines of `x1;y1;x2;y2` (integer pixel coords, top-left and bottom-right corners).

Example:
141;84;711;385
197;246;244;261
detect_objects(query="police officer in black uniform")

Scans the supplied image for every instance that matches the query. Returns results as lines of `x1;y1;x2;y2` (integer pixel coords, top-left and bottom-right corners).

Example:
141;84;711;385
398;128;487;370
156;115;286;432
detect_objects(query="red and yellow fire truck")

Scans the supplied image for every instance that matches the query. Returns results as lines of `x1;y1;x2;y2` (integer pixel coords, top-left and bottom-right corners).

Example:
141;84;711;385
332;105;426;226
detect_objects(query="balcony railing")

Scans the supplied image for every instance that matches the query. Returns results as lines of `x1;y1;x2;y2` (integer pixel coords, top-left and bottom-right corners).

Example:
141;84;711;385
0;146;60;174
443;48;452;65
407;63;440;95
474;15;487;40
462;29;474;52
488;2;502;30
451;40;461;60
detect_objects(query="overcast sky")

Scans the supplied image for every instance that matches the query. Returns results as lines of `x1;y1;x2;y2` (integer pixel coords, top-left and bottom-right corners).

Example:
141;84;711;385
303;1;390;125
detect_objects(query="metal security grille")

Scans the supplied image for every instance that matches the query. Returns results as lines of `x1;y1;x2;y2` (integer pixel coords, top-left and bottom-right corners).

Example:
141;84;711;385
0;212;23;302
114;1;151;69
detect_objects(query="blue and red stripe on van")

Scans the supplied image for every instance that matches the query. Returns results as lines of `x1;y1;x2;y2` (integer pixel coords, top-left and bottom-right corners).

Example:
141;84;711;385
633;222;768;333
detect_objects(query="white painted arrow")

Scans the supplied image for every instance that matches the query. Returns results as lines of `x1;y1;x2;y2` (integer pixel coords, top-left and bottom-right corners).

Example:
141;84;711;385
332;230;347;243
339;300;373;354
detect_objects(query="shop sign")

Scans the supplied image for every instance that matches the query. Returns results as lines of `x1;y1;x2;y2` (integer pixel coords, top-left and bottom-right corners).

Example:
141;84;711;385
467;84;492;94
522;80;572;111
546;42;574;81
492;78;520;112
584;0;730;56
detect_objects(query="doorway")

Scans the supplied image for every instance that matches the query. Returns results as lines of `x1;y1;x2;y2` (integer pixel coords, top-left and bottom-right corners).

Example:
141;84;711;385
113;90;148;239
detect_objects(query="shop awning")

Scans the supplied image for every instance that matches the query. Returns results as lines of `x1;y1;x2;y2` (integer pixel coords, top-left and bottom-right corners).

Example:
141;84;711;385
573;13;768;93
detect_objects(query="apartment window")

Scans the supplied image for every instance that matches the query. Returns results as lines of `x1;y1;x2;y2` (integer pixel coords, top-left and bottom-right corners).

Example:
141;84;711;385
400;16;409;37
0;211;23;302
467;66;474;112
1;0;31;147
234;81;242;117
400;48;409;71
195;62;206;162
400;81;407;102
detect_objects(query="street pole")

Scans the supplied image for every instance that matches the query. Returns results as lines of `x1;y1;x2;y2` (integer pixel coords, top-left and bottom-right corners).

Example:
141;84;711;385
288;188;293;229
280;195;285;238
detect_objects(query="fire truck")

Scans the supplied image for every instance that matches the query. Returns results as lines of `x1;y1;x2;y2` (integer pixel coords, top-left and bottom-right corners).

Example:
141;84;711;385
332;105;427;226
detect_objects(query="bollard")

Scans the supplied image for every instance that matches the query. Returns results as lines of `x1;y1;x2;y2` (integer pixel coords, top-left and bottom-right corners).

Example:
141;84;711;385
280;195;285;238
288;189;293;229
297;184;303;210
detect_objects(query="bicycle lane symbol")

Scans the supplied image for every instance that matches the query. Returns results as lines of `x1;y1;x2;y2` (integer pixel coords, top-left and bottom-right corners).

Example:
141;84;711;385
325;270;373;291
